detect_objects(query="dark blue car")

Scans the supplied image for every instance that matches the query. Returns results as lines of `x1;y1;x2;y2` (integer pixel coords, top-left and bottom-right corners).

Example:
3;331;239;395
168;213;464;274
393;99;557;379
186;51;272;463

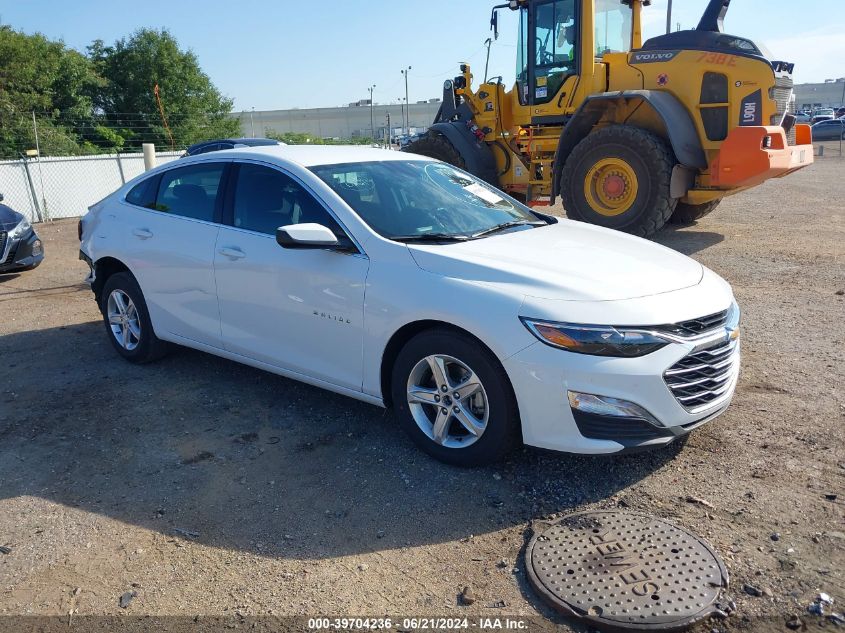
811;119;845;141
0;194;44;273
182;138;284;157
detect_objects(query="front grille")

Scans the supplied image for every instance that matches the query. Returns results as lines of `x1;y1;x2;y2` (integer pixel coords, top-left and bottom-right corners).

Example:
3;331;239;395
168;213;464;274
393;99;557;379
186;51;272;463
664;338;739;410
771;76;793;128
661;310;729;337
0;231;8;264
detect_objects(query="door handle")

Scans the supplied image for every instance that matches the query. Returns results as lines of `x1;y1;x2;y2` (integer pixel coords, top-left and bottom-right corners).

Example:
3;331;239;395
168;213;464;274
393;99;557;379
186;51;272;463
132;228;153;239
218;247;246;260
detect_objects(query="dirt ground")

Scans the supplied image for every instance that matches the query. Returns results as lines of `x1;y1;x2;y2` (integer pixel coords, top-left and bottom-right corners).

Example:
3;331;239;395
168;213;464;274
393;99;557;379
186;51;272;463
0;150;842;632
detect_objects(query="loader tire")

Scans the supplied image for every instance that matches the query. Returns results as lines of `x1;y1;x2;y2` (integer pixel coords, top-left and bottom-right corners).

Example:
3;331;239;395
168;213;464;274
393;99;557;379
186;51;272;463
405;132;466;170
560;125;677;238
668;200;721;225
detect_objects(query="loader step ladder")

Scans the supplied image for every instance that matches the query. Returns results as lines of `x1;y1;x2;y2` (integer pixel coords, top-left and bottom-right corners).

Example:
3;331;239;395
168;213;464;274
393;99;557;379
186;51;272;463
518;126;560;202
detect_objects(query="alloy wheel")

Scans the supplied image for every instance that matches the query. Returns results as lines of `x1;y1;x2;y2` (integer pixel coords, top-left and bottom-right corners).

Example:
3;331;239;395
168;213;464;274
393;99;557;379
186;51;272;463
406;354;489;448
107;289;141;351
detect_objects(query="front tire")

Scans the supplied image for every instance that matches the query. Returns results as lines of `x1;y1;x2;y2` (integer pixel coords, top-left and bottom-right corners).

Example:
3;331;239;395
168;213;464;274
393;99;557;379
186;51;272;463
391;329;519;466
560;125;677;237
405;132;466;169
668;200;721;225
100;272;169;363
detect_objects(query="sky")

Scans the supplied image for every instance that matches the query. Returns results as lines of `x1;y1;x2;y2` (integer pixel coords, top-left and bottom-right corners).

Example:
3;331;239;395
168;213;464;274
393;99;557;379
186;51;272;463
1;0;842;112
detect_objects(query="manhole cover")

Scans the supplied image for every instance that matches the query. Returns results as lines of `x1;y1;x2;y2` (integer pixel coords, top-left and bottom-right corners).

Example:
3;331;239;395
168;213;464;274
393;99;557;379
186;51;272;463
525;511;728;632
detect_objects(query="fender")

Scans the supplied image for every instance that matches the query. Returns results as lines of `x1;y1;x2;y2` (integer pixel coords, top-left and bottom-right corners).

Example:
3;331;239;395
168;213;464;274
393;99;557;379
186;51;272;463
551;90;707;200
428;121;499;186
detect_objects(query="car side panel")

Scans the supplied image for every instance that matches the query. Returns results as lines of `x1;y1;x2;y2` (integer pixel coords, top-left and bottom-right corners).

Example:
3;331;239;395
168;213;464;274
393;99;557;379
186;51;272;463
359;247;536;399
113;201;223;348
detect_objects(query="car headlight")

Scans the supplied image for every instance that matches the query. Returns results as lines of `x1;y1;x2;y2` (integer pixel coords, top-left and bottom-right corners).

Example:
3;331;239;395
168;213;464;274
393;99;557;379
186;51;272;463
520;318;669;357
725;300;740;340
10;217;31;238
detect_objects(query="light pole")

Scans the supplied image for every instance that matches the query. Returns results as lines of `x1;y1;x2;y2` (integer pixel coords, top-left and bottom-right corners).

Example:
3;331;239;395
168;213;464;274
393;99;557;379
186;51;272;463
249;107;255;137
401;66;411;135
398;97;406;136
368;84;376;141
666;0;673;34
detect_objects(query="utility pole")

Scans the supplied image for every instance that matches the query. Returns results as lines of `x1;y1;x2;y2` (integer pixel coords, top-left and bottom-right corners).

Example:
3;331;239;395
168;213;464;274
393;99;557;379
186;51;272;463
666;0;672;34
368;84;376;142
401;66;411;135
398;97;406;135
386;111;391;147
249;107;255;137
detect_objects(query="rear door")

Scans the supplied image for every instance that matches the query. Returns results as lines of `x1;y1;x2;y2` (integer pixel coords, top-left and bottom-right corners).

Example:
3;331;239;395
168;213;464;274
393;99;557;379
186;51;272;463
213;161;369;390
118;161;227;348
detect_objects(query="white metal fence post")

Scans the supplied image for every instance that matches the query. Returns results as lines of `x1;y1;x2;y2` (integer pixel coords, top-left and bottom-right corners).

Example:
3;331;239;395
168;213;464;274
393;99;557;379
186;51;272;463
116;152;126;184
142;144;157;171
21;159;44;222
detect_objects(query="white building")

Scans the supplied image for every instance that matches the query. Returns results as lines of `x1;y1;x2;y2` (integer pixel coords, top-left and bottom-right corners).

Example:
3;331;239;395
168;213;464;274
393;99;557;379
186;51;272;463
794;79;845;110
234;99;442;141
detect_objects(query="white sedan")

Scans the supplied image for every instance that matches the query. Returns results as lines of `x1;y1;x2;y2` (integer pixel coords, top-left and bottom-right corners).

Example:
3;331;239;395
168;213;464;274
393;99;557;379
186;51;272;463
79;145;739;466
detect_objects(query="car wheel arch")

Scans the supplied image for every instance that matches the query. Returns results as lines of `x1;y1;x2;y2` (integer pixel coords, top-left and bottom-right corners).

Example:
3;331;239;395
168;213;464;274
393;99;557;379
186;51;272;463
379;319;519;414
92;256;133;306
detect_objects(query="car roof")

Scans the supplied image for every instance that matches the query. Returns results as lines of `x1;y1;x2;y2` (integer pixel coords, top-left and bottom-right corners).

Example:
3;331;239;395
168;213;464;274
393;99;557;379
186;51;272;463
188;144;436;168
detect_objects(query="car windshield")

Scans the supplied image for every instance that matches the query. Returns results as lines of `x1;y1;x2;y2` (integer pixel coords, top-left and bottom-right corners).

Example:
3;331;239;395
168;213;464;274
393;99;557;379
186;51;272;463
309;160;545;240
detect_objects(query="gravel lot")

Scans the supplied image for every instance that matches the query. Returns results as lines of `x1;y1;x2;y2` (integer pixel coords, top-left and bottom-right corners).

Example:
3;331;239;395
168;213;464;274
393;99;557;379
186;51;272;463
0;151;842;631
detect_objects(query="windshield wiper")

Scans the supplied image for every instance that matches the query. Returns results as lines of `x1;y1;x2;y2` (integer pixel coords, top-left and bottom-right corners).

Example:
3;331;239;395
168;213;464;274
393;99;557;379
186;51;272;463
471;220;547;239
391;233;470;243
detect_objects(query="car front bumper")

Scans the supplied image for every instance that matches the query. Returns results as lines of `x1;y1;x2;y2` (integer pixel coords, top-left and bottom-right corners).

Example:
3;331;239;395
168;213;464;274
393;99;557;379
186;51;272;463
503;334;739;454
0;228;44;273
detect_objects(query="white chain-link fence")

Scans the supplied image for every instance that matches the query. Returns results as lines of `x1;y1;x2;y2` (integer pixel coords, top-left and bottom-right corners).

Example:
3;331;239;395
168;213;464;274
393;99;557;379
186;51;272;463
0;151;183;222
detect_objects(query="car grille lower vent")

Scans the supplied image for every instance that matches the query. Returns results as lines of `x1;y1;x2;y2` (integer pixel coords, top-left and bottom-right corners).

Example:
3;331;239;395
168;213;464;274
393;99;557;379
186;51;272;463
0;231;8;264
664;337;738;410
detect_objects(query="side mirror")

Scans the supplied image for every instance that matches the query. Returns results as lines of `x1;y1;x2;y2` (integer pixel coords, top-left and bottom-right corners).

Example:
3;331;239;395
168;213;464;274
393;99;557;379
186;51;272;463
276;223;349;250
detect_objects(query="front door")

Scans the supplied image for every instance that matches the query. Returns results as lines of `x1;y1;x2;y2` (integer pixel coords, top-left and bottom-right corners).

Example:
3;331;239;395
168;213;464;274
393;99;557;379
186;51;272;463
213;161;369;390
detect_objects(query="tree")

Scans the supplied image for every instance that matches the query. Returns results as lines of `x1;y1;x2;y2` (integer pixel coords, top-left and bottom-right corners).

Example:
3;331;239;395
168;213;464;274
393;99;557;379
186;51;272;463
0;26;102;157
89;29;240;150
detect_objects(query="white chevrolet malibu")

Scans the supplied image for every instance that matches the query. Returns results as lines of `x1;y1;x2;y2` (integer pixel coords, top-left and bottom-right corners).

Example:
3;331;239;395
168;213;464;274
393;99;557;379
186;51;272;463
79;145;740;466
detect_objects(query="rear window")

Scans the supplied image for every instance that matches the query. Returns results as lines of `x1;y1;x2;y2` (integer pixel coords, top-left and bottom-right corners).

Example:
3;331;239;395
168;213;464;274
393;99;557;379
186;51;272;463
125;176;159;208
155;164;224;222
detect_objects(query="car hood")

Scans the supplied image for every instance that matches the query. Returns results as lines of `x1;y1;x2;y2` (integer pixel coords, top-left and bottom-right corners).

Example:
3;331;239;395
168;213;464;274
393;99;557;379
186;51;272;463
407;220;704;302
0;204;24;230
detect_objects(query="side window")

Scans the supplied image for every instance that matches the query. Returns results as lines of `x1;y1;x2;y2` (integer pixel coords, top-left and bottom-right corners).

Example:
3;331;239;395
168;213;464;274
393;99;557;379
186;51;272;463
125;176;158;208
232;163;342;236
533;0;577;104
154;163;224;221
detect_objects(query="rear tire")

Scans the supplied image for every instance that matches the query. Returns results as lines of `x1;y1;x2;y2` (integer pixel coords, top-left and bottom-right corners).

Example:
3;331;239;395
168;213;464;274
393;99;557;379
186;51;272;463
391;329;519;466
668;200;721;225
405;132;466;170
560;125;677;237
100;272;169;364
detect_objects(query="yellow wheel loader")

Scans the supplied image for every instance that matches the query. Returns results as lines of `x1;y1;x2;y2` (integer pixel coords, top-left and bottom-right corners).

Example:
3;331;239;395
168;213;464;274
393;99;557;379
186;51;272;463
405;0;813;236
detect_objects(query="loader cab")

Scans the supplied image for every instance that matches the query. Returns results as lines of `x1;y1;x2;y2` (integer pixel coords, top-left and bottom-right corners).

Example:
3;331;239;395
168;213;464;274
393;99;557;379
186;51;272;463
511;0;634;106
